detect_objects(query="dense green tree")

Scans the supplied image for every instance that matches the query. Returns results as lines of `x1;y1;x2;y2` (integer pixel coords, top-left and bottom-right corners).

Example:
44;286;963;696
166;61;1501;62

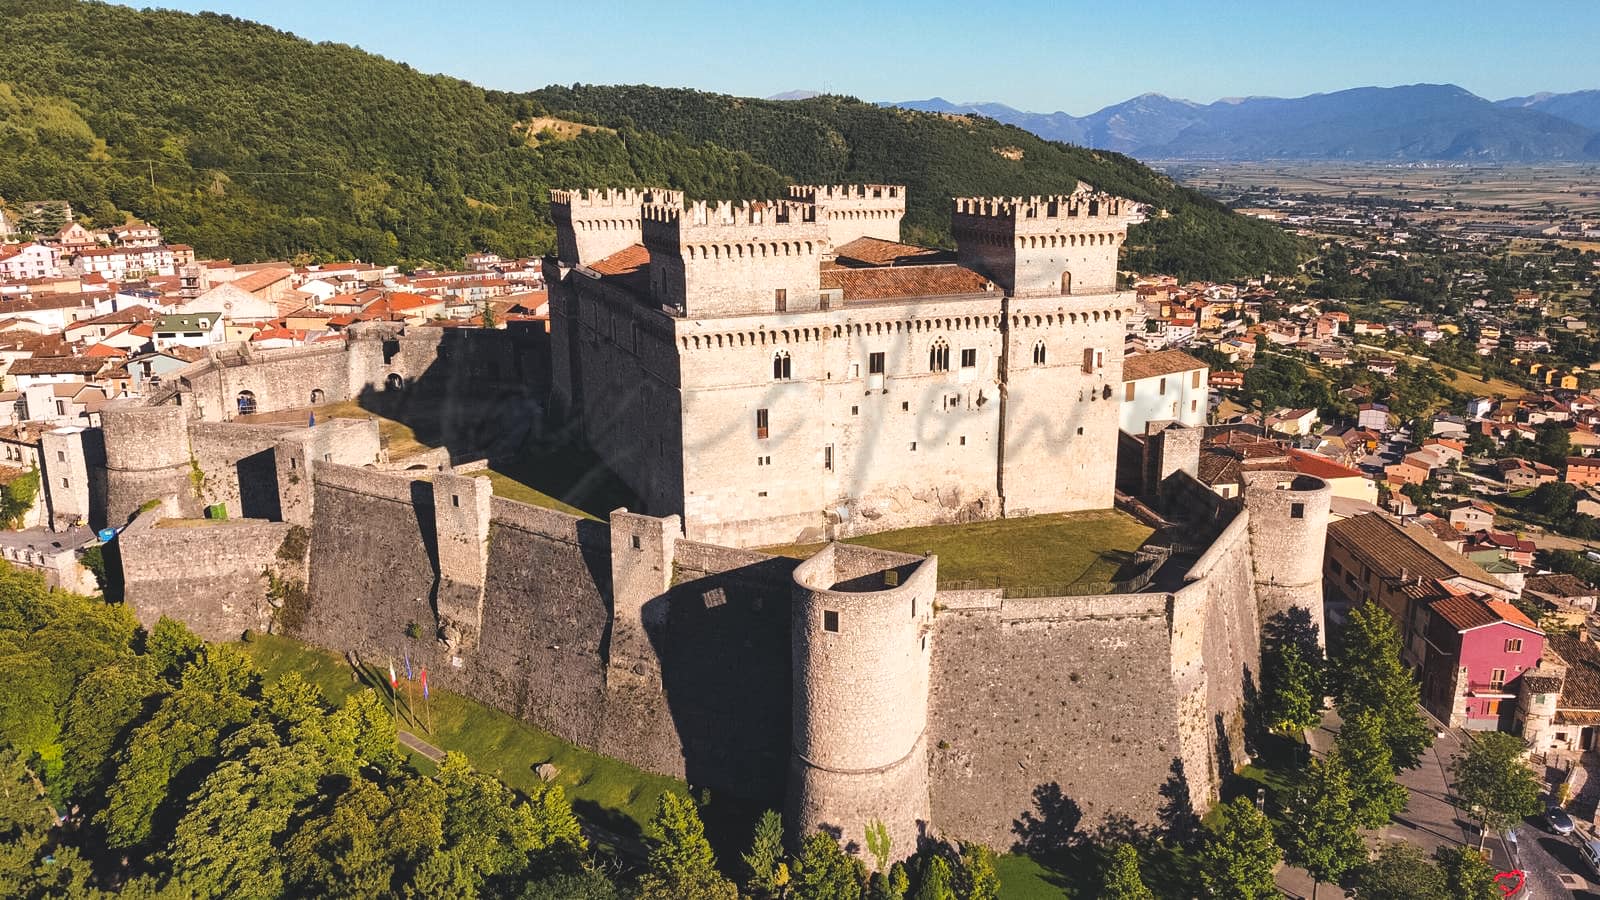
1197;796;1280;900
1336;707;1409;829
1101;841;1157;900
868;862;910;900
0;750;54;898
1529;481;1579;520
741;809;789;898
145;616;205;681
1282;755;1366;898
1354;842;1446;900
282;777;399;900
792;831;865;900
1330;601;1434;770
636;792;737;900
912;854;954;900
1451;732;1541;840
167;738;328;898
1435;846;1501;900
98;648;260;850
953;842;1000;900
56;661;160;805
1260;640;1322;737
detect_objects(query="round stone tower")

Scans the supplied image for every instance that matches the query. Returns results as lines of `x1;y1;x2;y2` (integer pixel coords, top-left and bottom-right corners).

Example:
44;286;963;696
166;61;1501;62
102;401;195;525
788;544;937;861
1242;471;1332;645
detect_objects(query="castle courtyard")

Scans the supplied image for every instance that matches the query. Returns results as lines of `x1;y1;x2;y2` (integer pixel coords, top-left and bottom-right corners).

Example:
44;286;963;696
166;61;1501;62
763;507;1153;596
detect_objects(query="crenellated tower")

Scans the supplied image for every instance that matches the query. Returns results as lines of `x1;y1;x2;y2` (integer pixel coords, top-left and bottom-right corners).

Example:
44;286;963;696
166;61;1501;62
642;199;828;317
788;184;906;248
788;545;936;861
550;187;683;268
952;192;1137;298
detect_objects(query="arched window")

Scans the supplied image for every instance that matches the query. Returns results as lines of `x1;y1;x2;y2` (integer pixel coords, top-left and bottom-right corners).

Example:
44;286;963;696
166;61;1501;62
1033;341;1047;365
929;339;950;372
772;350;792;380
310;388;325;404
1061;271;1073;296
385;373;404;392
236;390;257;415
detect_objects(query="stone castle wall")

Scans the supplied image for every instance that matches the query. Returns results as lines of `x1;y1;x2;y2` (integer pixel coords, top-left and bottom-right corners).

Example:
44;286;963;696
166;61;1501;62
118;511;291;640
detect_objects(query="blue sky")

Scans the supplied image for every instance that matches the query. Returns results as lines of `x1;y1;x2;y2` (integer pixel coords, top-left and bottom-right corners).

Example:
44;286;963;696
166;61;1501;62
135;1;1600;112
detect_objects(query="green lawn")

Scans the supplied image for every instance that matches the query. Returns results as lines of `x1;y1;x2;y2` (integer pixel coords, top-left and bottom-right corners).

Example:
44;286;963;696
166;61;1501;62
236;633;686;848
763;509;1154;596
482;469;596;520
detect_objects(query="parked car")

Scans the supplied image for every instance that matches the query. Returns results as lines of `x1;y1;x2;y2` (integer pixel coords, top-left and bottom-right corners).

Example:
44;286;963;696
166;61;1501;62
1546;805;1577;835
1582;838;1600;879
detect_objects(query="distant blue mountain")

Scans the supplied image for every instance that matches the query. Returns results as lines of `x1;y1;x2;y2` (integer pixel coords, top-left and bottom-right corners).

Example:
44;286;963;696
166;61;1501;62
887;84;1600;161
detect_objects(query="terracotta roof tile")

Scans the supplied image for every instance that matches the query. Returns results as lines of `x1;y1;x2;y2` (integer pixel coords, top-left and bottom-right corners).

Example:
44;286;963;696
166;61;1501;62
1122;349;1208;382
1327;512;1506;590
820;264;991;301
587;244;650;277
831;236;951;268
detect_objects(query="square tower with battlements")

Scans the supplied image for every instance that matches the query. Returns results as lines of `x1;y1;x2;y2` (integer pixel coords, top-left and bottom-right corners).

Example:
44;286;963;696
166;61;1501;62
545;184;1140;548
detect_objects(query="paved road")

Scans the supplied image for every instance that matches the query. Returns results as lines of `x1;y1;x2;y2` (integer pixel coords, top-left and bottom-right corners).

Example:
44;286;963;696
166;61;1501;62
398;730;445;762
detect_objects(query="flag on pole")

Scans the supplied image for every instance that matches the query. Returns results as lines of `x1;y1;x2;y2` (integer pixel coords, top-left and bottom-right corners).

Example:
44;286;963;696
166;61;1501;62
420;668;429;699
308;412;316;427
404;653;413;681
389;659;398;690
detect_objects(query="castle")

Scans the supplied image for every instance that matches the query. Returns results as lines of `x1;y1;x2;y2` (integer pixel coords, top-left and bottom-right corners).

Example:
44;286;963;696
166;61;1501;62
56;184;1332;860
547;184;1139;547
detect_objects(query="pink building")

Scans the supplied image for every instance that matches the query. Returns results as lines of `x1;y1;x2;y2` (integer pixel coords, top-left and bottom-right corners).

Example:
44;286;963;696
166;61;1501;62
1420;593;1543;731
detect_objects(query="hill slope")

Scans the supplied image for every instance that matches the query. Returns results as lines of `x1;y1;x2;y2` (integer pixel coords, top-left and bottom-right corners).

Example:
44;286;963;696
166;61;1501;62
893;84;1600;161
0;0;1298;279
527;85;1301;279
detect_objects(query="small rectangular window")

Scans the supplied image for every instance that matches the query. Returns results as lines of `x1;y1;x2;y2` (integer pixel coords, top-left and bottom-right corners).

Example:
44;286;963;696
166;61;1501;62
908;441;917;451
1159;377;1167;396
774;288;787;312
1505;638;1523;653
61;477;68;488
56;450;65;462
1192;370;1202;388
902;401;909;411
959;436;966;446
823;610;839;632
1291;502;1305;519
631;535;642;550
960;348;977;368
1125;382;1135;401
1490;668;1507;688
851;405;859;416
756;408;769;439
758;490;768;497
451;494;460;508
868;352;885;375
824;445;834;471
1083;348;1095;373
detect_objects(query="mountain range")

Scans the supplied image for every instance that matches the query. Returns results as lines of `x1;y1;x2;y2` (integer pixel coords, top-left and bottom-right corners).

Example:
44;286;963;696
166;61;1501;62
883;85;1600;161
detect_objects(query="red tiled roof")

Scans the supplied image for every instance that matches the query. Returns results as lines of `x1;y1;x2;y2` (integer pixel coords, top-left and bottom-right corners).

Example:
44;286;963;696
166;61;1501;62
1429;594;1538;632
1123;349;1208;382
1287;449;1364;480
588;244;650;277
820;264;991;301
831;236;950;268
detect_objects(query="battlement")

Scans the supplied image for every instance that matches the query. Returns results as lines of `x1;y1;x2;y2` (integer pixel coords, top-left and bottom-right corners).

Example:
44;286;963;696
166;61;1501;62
549;186;683;212
788;183;904;204
642;198;818;230
951;191;1133;222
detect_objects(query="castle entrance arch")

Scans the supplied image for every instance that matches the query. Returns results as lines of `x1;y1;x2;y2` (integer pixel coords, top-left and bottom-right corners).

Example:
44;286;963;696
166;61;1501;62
1060;271;1073;296
236;390;257;416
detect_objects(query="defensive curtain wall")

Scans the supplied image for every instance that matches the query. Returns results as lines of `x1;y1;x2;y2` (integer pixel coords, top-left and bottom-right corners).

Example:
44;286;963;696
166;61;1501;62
113;421;1332;855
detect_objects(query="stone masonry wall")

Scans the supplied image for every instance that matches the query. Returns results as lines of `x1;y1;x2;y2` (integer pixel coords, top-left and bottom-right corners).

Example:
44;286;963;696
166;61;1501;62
927;591;1178;849
119;512;291;641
